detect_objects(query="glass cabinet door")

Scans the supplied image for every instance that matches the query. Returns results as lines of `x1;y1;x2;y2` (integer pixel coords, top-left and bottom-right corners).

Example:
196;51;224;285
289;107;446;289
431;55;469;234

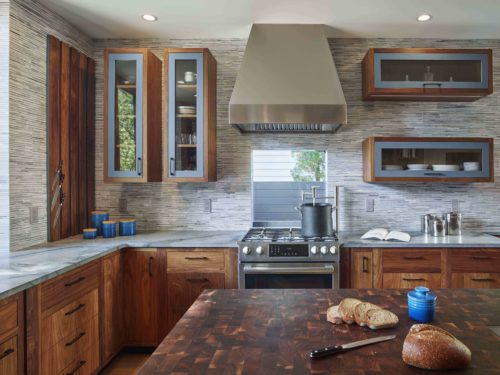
107;53;143;178
374;52;489;90
167;53;204;178
374;141;491;179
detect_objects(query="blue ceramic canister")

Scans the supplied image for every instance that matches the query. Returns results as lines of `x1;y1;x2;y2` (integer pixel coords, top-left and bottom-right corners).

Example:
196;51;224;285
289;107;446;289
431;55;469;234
82;228;97;240
407;286;437;323
101;220;117;238
90;211;109;236
119;218;137;236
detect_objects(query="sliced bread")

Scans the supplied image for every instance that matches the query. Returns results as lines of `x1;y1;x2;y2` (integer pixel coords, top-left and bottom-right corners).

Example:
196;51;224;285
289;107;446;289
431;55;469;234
326;305;344;324
366;308;399;330
354;302;381;326
339;298;363;324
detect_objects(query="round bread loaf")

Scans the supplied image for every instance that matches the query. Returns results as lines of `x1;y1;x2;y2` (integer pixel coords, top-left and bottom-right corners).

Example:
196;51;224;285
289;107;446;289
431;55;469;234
402;324;471;370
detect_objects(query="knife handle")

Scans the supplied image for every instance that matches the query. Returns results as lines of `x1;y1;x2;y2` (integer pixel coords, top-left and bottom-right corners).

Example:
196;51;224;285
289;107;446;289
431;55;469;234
309;345;344;359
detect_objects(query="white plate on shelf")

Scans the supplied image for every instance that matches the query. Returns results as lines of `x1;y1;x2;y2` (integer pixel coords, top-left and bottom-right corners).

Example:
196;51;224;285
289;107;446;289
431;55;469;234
407;164;429;170
383;165;403;171
463;162;480;171
432;164;460;171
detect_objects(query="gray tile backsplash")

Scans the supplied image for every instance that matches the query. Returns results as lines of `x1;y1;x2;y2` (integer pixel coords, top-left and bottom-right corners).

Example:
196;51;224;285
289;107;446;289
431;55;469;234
0;1;8;251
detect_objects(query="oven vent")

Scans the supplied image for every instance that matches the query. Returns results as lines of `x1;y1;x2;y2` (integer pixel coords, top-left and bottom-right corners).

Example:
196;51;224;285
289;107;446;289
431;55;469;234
232;123;342;133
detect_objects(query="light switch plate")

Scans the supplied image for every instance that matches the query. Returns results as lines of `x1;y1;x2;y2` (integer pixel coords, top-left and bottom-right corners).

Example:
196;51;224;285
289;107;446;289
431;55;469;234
203;199;212;213
365;198;374;212
29;206;38;224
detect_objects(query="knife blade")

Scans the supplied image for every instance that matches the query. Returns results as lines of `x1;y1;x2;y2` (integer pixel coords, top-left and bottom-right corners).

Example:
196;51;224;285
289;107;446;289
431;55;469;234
309;334;396;359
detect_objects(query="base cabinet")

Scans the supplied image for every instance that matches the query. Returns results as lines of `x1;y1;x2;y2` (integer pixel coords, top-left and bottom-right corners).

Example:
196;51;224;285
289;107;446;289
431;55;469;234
450;273;500;288
350;250;374;288
0;293;23;375
382;273;441;289
0;336;18;375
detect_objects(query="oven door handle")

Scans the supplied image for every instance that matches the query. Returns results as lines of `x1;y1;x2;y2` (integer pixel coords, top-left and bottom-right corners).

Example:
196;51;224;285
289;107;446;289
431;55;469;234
243;264;335;275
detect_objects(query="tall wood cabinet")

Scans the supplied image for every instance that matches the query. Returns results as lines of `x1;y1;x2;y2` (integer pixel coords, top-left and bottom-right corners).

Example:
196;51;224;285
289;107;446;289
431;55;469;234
104;48;162;182
0;293;24;375
164;48;217;182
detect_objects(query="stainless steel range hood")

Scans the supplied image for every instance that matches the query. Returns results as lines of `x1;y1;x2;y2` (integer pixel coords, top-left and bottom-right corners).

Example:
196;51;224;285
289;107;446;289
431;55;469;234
229;24;347;133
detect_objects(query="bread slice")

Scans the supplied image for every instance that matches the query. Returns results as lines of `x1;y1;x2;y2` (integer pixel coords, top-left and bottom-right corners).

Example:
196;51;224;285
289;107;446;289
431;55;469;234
402;324;471;370
326;305;344;324
339;298;362;324
354;302;381;326
366;308;399;329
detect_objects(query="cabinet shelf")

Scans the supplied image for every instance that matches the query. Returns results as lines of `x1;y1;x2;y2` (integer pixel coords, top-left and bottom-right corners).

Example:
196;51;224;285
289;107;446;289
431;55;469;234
177;144;197;148
176;114;197;118
116;84;136;89
176;84;197;89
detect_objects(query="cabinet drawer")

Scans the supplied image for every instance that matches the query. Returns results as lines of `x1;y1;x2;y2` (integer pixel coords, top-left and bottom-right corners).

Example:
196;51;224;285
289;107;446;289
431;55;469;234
41;262;100;312
449;249;500;272
451;273;500;288
0;298;19;338
167;250;225;272
57;345;99;375
42;315;98;375
0;336;17;375
382;249;441;273
42;289;98;350
382;273;441;289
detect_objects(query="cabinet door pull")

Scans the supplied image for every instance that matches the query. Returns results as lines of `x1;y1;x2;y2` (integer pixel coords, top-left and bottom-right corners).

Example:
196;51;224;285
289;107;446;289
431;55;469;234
471;256;492;260
422;82;442;88
65;332;86;347
0;348;14;360
424;172;445;176
185;256;208;260
66;360;86;375
471;278;495;282
149;256;154;277
137;157;143;176
65;303;86;316
403;256;424;260
170;157;175;176
187;278;209;282
64;276;85;287
402;278;426;282
362;256;369;273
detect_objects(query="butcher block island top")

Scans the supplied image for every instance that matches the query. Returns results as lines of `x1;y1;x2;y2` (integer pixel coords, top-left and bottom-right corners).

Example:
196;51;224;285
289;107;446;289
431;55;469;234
139;289;500;374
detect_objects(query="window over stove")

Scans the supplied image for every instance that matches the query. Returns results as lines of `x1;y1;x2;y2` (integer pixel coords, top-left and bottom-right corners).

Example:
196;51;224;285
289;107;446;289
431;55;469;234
252;150;327;227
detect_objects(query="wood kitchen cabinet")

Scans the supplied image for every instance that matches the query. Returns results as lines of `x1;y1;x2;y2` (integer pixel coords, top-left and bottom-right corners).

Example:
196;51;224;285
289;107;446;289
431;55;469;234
0;293;24;375
350;250;374;288
104;48;162;182
362;48;493;101
164;48;217;182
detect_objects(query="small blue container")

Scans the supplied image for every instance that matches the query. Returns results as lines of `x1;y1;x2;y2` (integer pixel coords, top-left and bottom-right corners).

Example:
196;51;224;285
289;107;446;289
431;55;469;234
83;228;97;240
101;220;117;238
119;219;137;236
408;286;437;323
90;211;109;236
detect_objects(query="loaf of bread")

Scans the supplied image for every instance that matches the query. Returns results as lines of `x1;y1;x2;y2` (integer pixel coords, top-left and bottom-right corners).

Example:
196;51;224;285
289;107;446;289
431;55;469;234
339;298;362;324
354;302;380;326
366;308;399;329
326;305;344;324
402;324;471;370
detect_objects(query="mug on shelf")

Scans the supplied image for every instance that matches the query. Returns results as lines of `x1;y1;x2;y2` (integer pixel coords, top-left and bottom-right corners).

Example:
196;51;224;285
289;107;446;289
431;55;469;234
184;71;197;83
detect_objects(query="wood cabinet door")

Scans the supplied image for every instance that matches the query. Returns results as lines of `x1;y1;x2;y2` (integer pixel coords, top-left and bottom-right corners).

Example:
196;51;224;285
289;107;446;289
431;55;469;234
102;252;124;362
451;273;500;288
167;273;224;331
124;249;159;346
0;336;17;375
350;250;373;288
382;273;441;289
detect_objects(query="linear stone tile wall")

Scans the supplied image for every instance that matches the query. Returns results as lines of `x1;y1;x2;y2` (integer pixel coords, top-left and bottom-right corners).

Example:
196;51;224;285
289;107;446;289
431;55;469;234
0;0;9;252
93;38;500;234
8;0;93;251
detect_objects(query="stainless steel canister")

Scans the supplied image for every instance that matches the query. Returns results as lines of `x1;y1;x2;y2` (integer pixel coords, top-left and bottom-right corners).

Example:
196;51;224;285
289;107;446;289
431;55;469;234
444;212;462;235
421;214;434;234
430;218;446;237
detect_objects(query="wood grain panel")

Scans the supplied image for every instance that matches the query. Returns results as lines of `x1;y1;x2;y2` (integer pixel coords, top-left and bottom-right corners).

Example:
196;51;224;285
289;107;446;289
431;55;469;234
382;273;441;289
86;58;96;217
0;336;17;375
60;42;71;239
449;249;500;272
166;249;225;272
69;47;80;236
450;273;500;288
146;50;162;182
78;54;88;230
350;250;373;288
382;249;442;273
0;299;18;339
57;345;99;375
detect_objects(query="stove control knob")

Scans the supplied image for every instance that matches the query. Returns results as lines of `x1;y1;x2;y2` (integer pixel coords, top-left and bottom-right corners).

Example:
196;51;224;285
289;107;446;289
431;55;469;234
242;246;251;255
320;246;328;255
256;246;264;255
329;246;337;255
310;246;318;255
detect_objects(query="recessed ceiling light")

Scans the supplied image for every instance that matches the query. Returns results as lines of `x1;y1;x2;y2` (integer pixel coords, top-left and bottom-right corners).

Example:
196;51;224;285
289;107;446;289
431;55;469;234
417;14;432;22
142;14;158;22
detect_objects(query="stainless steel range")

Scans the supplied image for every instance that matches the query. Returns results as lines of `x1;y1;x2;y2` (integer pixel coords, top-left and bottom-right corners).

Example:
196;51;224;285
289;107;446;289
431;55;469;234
238;228;340;289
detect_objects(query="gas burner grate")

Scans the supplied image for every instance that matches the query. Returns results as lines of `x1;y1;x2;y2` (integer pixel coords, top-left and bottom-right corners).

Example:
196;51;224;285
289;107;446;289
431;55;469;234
242;228;338;243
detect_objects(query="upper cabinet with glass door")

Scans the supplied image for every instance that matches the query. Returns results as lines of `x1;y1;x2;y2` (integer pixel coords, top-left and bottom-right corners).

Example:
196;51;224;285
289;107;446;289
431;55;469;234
362;48;493;101
104;49;162;182
165;48;217;182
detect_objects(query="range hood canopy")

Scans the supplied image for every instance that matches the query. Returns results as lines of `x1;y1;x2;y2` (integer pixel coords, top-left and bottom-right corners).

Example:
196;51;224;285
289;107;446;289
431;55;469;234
229;24;347;133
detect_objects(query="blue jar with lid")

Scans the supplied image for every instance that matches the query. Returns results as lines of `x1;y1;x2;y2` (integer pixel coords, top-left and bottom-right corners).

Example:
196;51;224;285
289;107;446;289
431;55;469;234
407;286;437;323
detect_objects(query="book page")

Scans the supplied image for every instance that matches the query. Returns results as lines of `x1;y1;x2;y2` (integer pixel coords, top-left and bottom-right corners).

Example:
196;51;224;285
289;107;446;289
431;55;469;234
386;230;411;242
361;228;389;240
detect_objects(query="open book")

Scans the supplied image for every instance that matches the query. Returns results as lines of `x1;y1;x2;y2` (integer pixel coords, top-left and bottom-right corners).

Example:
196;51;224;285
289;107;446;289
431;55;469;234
361;228;411;242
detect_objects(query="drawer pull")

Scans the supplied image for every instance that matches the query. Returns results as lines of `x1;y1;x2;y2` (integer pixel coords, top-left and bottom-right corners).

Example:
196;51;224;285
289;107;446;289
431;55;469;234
362;256;369;273
0;348;14;360
64;276;85;287
403;256;424;260
185;256;209;260
187;278;209;282
65;303;86;316
402;278;426;282
65;332;86;347
149;256;154;277
471;256;493;260
66;360;86;375
471;278;495;282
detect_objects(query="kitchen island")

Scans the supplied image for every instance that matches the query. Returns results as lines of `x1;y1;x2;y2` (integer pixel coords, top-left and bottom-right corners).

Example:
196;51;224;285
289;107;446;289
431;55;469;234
139;289;500;374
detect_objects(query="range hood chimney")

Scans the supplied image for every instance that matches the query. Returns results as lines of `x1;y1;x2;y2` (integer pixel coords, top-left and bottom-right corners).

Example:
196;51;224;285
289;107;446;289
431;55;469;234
229;24;347;133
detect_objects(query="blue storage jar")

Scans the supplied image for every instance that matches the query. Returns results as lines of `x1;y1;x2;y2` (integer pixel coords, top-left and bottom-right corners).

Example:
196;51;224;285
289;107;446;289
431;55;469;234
407;286;437;323
90;211;109;236
102;220;117;238
82;228;97;240
119;219;137;236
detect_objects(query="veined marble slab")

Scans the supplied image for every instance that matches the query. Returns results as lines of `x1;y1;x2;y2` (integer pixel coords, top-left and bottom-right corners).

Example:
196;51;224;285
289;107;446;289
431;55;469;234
0;231;244;300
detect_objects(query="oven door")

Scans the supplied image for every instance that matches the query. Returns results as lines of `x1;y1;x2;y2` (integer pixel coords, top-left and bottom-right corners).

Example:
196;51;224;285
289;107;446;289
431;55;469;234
240;263;337;289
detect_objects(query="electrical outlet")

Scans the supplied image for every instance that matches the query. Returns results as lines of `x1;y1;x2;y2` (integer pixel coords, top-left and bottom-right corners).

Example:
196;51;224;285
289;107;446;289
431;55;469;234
119;198;128;213
365;198;374;212
29;206;39;224
452;199;460;212
203;199;212;213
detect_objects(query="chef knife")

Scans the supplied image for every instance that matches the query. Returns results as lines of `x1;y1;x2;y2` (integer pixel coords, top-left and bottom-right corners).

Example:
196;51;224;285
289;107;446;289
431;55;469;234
309;334;396;359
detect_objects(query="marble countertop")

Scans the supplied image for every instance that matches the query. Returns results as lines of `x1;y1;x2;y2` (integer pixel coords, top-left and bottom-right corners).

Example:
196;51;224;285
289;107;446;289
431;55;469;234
0;230;244;300
340;231;500;248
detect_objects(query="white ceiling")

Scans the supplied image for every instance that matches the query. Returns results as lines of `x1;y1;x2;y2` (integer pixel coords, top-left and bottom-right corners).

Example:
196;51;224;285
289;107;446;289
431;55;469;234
38;0;500;39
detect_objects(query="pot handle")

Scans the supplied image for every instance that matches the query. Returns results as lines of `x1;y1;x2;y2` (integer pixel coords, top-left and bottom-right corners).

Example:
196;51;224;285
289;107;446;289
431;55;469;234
295;206;302;216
